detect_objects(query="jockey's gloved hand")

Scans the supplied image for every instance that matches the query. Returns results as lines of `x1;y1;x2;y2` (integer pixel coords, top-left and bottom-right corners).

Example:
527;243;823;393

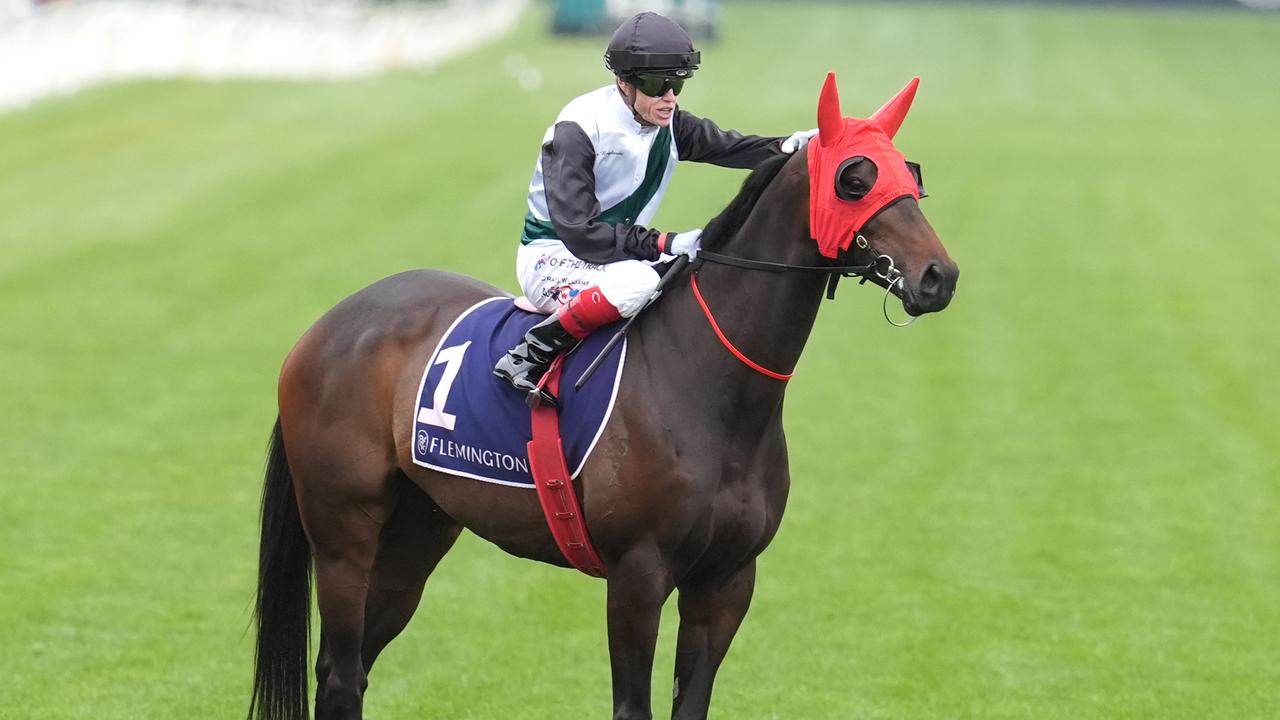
780;128;819;154
669;229;702;260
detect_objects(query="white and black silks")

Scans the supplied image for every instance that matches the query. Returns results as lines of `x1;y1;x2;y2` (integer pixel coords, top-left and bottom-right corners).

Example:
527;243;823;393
521;84;786;265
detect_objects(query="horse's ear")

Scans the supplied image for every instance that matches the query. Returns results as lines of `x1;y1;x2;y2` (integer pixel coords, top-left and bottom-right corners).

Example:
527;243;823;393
870;76;920;139
817;71;844;146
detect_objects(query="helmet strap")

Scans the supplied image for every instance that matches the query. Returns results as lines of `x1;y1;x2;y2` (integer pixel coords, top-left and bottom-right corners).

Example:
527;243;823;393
616;78;656;128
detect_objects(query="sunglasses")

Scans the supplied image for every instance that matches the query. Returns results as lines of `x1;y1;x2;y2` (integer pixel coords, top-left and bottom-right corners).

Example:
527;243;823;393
631;74;686;98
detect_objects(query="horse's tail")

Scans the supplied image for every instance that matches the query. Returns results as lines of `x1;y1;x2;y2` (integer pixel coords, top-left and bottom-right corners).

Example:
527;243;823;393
248;417;312;720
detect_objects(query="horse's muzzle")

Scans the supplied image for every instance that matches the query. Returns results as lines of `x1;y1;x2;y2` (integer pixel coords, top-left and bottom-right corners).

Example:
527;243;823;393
906;260;959;315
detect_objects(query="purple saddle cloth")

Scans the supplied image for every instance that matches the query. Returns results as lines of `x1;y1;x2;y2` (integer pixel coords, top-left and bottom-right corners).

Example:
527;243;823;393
411;297;626;487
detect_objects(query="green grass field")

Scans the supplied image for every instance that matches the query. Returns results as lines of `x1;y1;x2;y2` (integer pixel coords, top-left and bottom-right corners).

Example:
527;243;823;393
3;2;1279;718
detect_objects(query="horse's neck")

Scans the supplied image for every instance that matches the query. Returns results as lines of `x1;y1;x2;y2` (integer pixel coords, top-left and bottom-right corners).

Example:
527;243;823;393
647;164;826;425
702;199;826;375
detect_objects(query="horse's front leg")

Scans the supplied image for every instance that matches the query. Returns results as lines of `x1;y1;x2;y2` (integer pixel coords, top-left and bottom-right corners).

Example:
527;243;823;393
670;560;757;720
606;545;675;720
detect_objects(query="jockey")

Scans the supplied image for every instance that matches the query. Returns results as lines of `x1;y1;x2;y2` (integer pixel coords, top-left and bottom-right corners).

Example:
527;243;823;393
494;11;818;401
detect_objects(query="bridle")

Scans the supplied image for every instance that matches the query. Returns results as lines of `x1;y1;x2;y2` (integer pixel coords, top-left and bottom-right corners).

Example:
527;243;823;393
697;232;917;325
689;232;916;381
575;234;913;390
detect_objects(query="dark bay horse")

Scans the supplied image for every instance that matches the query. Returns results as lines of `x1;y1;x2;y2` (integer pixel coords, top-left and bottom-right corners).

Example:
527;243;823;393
249;75;958;720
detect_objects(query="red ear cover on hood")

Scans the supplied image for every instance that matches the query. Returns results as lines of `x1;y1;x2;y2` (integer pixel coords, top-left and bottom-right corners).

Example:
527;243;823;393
869;76;919;139
816;72;844;146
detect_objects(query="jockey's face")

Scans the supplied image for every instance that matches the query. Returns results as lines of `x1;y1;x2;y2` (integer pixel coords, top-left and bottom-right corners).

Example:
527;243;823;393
618;78;677;127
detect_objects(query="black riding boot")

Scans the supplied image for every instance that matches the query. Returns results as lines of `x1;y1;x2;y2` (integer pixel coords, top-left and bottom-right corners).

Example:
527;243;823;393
493;313;578;407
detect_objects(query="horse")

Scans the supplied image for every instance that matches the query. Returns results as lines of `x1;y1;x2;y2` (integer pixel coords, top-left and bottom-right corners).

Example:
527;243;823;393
248;74;959;720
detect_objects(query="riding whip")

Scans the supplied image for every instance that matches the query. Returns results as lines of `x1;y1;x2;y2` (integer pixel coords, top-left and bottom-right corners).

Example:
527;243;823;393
574;254;690;390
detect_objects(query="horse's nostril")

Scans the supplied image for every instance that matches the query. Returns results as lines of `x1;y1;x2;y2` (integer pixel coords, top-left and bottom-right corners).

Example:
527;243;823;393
920;262;945;297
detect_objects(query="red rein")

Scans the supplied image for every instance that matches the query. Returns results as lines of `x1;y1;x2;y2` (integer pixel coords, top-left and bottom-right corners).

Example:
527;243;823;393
689;274;794;382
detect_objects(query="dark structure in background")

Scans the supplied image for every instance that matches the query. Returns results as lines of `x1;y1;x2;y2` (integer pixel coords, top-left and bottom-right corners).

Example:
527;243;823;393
550;0;1275;37
552;0;720;37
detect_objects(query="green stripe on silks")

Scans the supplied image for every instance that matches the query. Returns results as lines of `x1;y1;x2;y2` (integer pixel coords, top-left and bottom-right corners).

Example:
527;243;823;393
598;127;672;226
523;213;558;244
520;126;673;245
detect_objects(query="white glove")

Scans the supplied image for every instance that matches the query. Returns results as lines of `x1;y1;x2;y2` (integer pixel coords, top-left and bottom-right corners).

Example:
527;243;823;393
668;229;702;260
780;128;819;154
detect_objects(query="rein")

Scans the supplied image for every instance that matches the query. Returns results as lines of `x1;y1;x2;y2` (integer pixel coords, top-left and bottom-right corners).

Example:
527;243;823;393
696;250;873;277
690;234;916;379
697;233;904;301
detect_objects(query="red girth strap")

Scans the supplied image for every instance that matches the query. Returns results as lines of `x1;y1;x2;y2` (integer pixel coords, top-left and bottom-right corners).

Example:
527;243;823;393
690;274;794;381
526;356;608;577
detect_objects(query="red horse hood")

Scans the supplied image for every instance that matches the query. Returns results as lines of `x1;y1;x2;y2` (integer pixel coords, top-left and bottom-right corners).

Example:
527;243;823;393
808;73;922;259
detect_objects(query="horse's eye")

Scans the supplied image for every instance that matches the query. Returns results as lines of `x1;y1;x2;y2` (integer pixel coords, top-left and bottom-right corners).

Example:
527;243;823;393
835;156;877;202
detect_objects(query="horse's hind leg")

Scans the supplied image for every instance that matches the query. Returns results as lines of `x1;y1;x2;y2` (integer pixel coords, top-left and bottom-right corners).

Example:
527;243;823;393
360;474;462;671
292;439;398;720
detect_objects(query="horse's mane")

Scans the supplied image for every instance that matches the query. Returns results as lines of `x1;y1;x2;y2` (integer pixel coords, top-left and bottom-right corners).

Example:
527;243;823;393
700;152;792;253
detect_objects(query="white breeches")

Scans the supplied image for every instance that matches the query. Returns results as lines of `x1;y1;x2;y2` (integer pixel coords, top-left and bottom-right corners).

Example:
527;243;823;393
516;240;665;317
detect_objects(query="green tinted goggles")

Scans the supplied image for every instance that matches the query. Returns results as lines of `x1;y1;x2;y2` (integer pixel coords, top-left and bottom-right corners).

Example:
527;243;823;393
631;74;686;98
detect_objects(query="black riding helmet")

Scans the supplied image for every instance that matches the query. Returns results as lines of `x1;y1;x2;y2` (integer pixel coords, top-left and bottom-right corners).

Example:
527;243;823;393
604;12;700;81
